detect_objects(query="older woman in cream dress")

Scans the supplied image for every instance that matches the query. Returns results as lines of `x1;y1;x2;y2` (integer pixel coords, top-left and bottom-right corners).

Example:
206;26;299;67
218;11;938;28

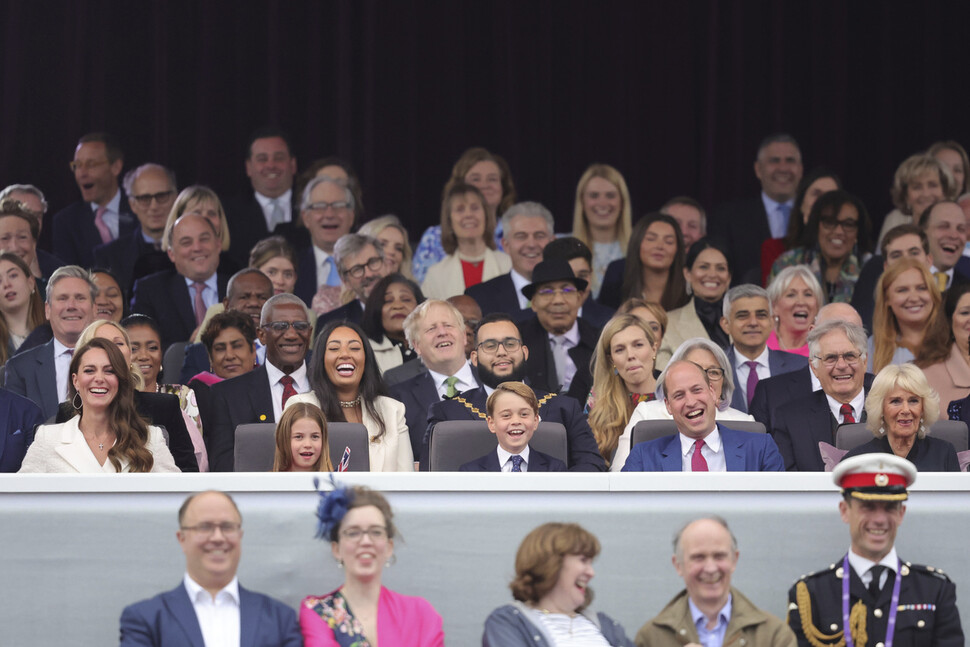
286;320;413;472
610;338;754;471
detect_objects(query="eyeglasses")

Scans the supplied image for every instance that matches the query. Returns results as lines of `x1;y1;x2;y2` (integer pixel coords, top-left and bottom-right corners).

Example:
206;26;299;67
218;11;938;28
534;285;579;299
181;522;241;538
703;367;725;381
68;159;109;173
261;321;312;333
305;201;350;212
343;256;383;279
131;190;176;207
340;526;388;542
819;218;859;232
477;337;523;353
813;351;862;367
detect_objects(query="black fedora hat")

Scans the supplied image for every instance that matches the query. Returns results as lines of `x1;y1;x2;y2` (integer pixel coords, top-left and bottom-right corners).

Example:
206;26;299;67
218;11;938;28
521;258;589;300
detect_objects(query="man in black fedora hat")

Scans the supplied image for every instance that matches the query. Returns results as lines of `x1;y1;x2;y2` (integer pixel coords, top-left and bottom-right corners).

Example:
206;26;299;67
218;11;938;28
518;258;599;402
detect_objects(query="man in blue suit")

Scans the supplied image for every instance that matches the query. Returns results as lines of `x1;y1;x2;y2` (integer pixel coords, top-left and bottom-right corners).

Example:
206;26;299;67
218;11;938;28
119;490;301;646
0;389;44;472
720;284;807;413
622;360;784;472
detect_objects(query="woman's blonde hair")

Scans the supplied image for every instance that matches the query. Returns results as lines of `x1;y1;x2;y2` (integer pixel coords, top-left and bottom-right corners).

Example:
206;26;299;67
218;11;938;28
588;314;657;464
571;164;632;251
273;402;334;472
890;154;957;214
864;363;940;437
359;215;414;280
872;258;941;373
76;320;145;391
162;185;231;252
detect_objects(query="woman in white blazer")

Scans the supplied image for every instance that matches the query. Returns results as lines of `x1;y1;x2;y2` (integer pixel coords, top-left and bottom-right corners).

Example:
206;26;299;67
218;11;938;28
421;182;511;299
611;338;753;472
19;338;179;473
287;320;413;472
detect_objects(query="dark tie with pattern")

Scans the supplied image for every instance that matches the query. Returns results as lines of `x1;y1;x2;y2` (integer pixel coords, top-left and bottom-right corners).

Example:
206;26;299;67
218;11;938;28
840;403;855;424
279;375;297;408
510;455;524;472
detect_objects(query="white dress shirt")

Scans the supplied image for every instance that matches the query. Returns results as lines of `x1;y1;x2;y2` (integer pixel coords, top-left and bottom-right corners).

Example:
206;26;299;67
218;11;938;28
825;389;866;425
679;428;727;472
254;189;293;230
53;338;74;402
183;573;240;647
428;361;477;400
929;264;955;290
848;546;899;590
734;346;771;392
497;445;531;472
510;269;531;310
90;189;122;239
264;361;309;421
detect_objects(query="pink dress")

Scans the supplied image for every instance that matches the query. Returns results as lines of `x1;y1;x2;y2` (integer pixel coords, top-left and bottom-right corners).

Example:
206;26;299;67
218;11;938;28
766;329;809;357
300;586;444;647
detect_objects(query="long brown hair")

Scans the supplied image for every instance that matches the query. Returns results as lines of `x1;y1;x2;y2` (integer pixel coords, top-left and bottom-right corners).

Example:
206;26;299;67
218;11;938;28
273;402;334;472
68;338;154;472
439;182;495;255
0;252;44;364
917;280;970;367
872;258;941;373
620;213;688;311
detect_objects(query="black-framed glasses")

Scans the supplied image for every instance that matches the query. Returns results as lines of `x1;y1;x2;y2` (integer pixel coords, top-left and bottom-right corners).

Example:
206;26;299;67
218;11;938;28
180;522;241;537
819;218;859;232
813;351;862;367
131;190;176;207
343;256;384;279
703;367;725;381
305;201;350;212
261;321;312;333
477;337;523;353
340;526;388;542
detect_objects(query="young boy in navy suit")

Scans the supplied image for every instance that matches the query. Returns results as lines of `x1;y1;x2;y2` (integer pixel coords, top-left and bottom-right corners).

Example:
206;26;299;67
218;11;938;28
459;382;567;472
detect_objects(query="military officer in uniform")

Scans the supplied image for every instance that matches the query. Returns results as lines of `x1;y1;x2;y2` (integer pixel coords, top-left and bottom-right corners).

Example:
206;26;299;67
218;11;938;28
787;454;963;646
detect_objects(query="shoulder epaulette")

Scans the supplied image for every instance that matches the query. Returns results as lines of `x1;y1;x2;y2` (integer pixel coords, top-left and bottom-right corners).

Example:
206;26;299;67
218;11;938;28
454;396;486;420
799;563;840;581
906;562;953;582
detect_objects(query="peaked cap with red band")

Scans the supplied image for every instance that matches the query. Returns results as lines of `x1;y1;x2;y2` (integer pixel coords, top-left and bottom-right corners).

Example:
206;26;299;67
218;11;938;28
831;453;917;501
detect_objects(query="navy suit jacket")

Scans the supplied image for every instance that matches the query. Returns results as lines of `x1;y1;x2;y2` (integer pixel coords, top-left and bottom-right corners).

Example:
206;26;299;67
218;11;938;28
316;299;364;333
0;388;44;472
294;246;319;306
36;249;65;281
519;316;598;403
3;338;59;419
749;365;814;431
207;365;277;472
727;346;808;413
709;197;772;285
387;363;483;460
596;259;626;309
464;273;530;320
580;298;616;329
459;446;567;472
771;385;872;472
119;582;301;647
93;226;163;294
52;194;137;269
130;269;230;350
424;386;606;472
223;193;305;267
621;424;785;472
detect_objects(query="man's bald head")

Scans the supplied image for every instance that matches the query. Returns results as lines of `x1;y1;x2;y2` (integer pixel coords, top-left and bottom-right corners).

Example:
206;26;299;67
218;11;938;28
815;302;863;328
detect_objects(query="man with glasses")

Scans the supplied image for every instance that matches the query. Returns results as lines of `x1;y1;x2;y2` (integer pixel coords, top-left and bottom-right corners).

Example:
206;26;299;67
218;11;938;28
519;259;599;401
771;319;874;471
294;176;356;306
120;490;301;646
52;132;137;268
207;294;312;471
421;313;605;471
94;163;177;292
316;233;389;329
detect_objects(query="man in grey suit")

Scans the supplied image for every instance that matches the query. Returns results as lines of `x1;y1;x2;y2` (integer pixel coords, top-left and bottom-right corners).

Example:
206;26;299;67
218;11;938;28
119;490;301;646
720;284;807;413
3;266;95;419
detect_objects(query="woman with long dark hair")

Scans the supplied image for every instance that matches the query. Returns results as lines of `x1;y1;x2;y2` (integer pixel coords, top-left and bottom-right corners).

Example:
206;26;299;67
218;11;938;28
287;320;413;471
361;273;425;374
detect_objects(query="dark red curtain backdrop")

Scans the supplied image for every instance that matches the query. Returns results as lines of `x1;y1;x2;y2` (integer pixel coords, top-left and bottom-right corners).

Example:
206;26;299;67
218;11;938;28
1;1;967;245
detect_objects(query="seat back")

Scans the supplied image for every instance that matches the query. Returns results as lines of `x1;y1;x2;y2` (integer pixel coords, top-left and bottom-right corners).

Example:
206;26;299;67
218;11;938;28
161;342;189;385
928;420;969;452
428;420;568;471
631;419;765;448
835;422;872;451
233;422;371;472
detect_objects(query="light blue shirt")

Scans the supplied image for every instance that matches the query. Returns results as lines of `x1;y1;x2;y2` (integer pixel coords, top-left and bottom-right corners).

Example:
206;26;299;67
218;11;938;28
689;593;732;647
761;192;794;239
183;274;219;311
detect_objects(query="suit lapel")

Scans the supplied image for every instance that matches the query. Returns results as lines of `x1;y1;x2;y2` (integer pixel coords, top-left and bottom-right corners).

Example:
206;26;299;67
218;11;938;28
720;427;744;471
162;584;206;647
35;342;59;417
660;435;682;471
250;366;276;423
530;451;548;472
484;451;501;472
168;272;197;334
54;419;105;472
727;348;748;411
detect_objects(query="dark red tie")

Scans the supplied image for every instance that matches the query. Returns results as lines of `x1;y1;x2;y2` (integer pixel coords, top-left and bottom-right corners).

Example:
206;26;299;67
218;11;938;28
840;403;856;424
279;375;297;408
691;439;709;472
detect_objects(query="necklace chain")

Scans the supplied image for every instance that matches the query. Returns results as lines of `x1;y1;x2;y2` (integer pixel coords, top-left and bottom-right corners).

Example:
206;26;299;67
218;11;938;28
339;397;361;409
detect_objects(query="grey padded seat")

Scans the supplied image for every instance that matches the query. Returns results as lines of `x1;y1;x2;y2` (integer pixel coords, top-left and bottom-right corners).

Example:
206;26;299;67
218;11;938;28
836;420;969;452
428;420;568;471
233;422;370;472
161;342;189;385
631;419;766;449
